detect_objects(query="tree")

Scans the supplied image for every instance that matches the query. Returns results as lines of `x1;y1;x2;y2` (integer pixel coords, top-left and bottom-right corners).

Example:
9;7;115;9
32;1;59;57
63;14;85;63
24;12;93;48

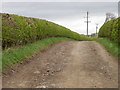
105;13;116;23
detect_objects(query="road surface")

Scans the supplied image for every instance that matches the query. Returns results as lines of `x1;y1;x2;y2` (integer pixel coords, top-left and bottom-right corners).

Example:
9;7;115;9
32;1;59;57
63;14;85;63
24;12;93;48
3;41;118;88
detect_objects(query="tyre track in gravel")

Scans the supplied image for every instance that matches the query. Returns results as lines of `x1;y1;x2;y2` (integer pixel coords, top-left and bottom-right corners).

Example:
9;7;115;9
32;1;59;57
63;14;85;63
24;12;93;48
3;41;118;88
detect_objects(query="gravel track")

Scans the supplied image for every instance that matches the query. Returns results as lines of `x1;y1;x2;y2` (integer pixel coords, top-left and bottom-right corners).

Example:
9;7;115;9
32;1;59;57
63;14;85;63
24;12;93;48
3;41;118;88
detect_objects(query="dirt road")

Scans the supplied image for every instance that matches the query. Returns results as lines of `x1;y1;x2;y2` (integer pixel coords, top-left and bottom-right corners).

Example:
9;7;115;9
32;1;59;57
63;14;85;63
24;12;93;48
3;41;118;88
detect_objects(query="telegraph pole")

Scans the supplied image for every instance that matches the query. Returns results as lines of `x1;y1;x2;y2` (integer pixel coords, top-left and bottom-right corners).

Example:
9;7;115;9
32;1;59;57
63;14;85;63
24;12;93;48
84;11;91;37
87;12;89;36
96;23;98;35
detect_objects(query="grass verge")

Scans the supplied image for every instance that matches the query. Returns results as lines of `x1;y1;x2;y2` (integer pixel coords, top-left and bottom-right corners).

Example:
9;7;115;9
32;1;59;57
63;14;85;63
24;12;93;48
96;38;120;59
2;37;76;72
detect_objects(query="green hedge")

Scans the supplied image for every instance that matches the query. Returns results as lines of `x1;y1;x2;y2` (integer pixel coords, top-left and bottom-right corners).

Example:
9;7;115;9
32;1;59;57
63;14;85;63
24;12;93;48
2;13;88;48
98;17;120;44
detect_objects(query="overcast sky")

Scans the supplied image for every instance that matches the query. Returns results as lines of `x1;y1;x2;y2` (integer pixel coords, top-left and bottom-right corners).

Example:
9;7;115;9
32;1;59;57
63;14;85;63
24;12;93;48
1;1;119;35
2;0;120;2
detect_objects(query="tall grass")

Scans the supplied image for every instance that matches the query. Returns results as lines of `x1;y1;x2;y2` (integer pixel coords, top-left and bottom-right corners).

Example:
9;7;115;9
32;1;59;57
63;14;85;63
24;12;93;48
96;38;120;59
2;37;76;72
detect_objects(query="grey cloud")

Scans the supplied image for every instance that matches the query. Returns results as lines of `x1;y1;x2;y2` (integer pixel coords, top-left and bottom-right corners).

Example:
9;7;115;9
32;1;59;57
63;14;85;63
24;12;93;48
2;2;118;34
2;2;118;20
3;0;120;2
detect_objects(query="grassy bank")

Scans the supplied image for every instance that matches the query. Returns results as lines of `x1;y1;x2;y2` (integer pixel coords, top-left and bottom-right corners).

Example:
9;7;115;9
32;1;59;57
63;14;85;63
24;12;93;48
2;37;76;71
96;38;120;59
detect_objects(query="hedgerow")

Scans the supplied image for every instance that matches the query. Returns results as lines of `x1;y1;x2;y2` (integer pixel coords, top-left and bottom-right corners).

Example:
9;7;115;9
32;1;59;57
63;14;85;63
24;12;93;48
2;13;88;48
98;17;120;44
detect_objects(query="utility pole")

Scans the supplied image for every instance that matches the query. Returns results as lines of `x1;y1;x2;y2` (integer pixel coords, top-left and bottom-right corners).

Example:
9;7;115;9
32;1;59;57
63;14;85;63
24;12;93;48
84;11;91;37
96;23;98;35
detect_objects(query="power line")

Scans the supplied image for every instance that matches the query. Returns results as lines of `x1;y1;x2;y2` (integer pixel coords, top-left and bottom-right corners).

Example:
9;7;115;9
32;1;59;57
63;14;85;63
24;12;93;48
84;11;91;36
